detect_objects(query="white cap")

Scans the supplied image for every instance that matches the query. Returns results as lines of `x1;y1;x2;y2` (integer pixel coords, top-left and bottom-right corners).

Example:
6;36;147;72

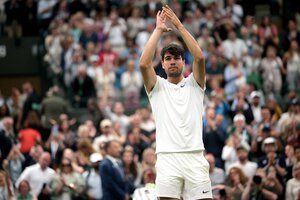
233;114;245;122
262;137;277;151
250;91;260;100
263;137;276;145
89;153;103;163
100;119;112;128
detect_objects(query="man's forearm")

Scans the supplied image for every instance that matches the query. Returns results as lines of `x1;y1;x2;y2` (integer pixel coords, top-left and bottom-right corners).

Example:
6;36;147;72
140;28;163;68
176;24;204;61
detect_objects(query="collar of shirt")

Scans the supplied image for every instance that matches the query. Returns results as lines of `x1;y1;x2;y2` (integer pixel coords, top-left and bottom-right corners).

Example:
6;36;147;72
106;155;121;168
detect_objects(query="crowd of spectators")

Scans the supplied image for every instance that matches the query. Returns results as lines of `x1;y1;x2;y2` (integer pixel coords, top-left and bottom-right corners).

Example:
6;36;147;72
1;0;300;199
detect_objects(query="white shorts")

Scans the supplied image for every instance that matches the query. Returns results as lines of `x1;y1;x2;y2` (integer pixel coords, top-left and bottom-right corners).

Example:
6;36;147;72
155;151;212;200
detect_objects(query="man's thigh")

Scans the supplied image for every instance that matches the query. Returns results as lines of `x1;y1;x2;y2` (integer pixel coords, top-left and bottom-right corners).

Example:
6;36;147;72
155;153;183;199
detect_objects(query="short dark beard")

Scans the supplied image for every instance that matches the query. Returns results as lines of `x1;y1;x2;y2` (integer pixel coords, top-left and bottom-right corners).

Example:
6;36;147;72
166;68;183;77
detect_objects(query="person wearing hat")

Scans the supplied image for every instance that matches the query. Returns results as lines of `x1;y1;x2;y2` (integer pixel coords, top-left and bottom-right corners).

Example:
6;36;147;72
82;153;103;200
249;91;263;124
93;119;119;152
258;137;286;180
227;145;257;178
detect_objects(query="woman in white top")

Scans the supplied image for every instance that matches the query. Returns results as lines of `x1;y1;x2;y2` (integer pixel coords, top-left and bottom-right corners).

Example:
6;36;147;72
286;162;300;200
283;40;300;92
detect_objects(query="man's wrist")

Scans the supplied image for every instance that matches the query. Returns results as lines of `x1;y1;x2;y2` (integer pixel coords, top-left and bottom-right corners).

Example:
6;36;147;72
176;23;185;31
154;28;164;33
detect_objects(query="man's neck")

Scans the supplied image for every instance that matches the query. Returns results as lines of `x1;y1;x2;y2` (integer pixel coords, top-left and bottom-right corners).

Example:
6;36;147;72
167;75;184;84
239;159;247;165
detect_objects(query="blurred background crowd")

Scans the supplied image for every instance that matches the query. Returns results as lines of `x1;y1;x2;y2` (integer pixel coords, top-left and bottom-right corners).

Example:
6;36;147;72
0;0;300;199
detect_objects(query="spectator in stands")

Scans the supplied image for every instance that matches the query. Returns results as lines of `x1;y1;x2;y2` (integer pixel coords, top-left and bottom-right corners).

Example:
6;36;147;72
0;170;15;200
126;6;146;39
121;59;143;112
228;145;257;178
122;148;139;195
19;82;40;129
79;18;98;49
2;145;25;185
16;152;55;197
222;133;240;172
139;107;156;138
242;168;280;200
265;96;282;125
249;91;263;125
223;0;244;26
0;99;10;121
288;122;300;147
18;111;42;157
0;117;14;142
283;39;300;92
49;157;85;200
82;152;103;200
103;9;127;54
228;114;252;148
6;88;22;132
71;64;96;108
16;179;37;200
44;125;65;170
226;166;248;200
65;47;86;88
37;0;56;35
262;165;284;198
125;127;149;161
258;15;279;47
260;45;284;97
281;19;300;52
278;99;300;142
93;119;120;152
62;148;84;174
44;20;63;84
205;54;224;92
222;29;248;60
22;144;44;170
286;162;300;200
51;0;69;23
257;137;286;181
99;63;117;99
41;86;68;140
285;144;297;181
87;54;101;82
205;153;226;199
100;140;129;200
203;107;226;168
60;120;76;150
141;147;156;173
107;101;130;137
224;56;247;100
252;125;272;157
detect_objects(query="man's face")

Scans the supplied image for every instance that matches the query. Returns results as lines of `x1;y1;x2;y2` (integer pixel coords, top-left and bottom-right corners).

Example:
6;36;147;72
162;52;184;78
39;154;51;170
108;141;121;158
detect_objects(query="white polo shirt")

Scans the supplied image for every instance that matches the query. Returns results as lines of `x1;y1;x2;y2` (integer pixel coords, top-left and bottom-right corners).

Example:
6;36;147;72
15;163;55;196
147;73;205;153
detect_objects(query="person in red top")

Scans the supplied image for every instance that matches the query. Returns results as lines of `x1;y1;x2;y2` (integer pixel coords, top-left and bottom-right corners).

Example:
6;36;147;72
19;111;41;154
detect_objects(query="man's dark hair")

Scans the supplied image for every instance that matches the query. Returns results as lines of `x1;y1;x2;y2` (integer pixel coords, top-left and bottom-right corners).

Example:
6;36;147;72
160;43;185;60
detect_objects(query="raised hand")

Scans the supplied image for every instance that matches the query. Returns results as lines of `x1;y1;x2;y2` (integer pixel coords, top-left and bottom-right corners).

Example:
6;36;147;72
156;10;172;32
162;5;181;28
